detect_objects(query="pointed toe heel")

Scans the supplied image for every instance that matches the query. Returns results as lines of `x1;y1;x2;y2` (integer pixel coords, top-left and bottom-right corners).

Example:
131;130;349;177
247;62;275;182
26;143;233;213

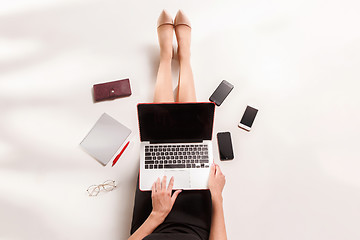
157;10;173;28
174;10;191;28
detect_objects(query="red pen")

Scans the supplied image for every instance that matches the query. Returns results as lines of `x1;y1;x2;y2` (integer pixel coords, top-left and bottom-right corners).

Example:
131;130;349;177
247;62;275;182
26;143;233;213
112;141;130;167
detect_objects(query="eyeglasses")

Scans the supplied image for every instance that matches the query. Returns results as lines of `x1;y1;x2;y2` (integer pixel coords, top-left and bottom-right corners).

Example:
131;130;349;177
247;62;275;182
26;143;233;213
87;180;116;196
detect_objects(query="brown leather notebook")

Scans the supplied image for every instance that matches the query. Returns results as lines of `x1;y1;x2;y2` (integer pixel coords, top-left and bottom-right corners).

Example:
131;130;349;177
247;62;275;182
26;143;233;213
93;79;132;102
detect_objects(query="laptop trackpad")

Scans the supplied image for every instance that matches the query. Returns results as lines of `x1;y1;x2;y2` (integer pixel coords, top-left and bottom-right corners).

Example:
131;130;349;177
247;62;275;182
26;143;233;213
164;170;190;189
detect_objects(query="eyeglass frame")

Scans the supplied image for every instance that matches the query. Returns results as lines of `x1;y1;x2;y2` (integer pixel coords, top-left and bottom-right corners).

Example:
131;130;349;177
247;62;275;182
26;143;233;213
87;180;116;196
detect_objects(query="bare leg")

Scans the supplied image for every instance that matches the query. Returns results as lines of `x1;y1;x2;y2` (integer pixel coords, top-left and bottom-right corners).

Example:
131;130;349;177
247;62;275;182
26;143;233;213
175;24;196;102
153;24;174;103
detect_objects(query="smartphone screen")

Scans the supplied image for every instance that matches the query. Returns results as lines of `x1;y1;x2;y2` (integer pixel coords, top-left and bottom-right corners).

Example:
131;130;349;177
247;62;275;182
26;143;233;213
209;80;234;106
217;132;234;161
240;106;258;128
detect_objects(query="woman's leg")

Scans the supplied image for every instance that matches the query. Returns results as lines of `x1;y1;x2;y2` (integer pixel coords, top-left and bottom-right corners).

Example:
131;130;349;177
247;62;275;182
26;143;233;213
130;176;152;234
175;23;196;102
131;12;174;233
153;23;174;102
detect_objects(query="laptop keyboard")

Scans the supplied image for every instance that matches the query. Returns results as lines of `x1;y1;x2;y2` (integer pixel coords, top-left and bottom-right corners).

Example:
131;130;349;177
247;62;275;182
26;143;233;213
145;144;210;169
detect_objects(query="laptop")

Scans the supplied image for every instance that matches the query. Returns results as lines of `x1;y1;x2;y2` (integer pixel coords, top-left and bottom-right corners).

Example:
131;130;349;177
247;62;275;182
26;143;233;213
137;102;215;191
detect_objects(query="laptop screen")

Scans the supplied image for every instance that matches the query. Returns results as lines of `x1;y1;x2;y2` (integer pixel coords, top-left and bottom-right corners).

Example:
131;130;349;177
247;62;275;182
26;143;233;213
137;103;215;143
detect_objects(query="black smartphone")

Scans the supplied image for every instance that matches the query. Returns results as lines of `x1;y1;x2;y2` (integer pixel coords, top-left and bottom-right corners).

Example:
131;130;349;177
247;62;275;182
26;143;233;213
209;80;234;106
238;105;258;131
217;132;234;161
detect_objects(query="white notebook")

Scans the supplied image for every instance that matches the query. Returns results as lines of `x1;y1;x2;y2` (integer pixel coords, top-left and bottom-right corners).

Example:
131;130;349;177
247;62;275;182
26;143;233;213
80;113;131;165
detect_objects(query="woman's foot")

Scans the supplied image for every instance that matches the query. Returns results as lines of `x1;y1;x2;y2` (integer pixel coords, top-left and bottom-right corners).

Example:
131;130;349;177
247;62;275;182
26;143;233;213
174;10;191;61
157;10;174;61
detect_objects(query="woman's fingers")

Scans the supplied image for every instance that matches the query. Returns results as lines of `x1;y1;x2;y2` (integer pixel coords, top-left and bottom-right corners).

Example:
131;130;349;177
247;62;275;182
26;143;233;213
167;176;174;191
210;163;216;175
161;176;167;190
168;177;182;203
153;176;184;195
215;164;223;175
152;182;156;195
155;177;160;191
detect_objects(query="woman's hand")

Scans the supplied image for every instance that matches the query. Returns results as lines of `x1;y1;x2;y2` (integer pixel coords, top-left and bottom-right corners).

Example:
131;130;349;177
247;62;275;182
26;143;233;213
208;163;226;201
151;176;182;222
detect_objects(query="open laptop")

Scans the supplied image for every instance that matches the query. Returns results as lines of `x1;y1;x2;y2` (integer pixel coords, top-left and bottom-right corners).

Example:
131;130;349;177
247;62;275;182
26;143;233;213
137;102;215;191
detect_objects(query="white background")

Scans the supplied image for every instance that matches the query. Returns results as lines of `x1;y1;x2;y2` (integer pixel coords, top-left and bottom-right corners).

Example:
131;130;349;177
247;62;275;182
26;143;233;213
1;0;360;239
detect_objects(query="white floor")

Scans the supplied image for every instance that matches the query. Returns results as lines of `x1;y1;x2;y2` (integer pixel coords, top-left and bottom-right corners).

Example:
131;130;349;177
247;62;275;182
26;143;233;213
1;0;360;239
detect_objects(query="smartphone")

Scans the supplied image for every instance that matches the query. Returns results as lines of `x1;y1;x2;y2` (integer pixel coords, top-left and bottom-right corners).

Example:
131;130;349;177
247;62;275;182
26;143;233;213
217;132;234;161
238;105;258;131
209;80;234;106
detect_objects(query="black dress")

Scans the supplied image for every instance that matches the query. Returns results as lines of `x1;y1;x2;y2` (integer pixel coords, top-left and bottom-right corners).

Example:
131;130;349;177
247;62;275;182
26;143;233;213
130;178;212;240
